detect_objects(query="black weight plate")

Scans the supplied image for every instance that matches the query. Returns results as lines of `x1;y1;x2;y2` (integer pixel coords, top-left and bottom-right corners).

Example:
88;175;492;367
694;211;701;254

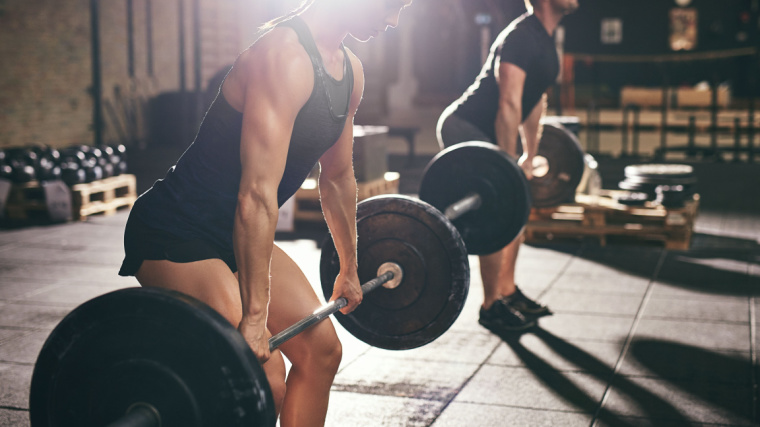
320;195;469;350
528;123;586;208
30;287;275;427
419;142;530;255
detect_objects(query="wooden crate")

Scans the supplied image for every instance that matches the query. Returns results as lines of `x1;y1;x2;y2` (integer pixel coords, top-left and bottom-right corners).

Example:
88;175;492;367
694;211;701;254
4;181;52;221
525;190;700;250
71;174;137;220
294;172;401;225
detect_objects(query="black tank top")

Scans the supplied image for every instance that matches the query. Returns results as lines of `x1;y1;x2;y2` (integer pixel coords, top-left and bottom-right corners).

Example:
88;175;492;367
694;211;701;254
131;16;354;251
450;14;559;143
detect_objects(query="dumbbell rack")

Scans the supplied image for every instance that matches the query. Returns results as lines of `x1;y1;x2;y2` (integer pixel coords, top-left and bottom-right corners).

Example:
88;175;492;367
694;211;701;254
525;189;700;250
71;174;137;220
293;172;400;225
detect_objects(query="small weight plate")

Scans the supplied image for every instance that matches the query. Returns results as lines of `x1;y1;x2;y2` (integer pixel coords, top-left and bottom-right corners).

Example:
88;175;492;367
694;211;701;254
528;123;586;208
30;288;275;427
320;195;469;350
419;142;531;255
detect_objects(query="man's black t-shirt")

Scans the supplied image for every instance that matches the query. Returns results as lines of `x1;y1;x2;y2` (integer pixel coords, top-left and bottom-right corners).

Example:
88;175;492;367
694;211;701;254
450;13;559;143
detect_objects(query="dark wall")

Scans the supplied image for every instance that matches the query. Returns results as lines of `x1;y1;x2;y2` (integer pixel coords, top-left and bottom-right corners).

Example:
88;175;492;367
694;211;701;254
563;0;759;55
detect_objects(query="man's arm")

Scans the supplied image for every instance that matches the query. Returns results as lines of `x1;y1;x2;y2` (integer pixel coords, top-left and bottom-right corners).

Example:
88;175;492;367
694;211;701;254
518;93;547;180
233;36;313;362
318;51;365;315
494;62;526;159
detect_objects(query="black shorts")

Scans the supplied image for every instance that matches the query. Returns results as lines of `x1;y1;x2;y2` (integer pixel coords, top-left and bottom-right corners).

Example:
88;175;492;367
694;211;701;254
118;214;237;276
436;111;495;149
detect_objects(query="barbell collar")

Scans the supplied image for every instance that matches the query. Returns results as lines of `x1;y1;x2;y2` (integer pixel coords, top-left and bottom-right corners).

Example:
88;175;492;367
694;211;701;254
444;193;482;221
268;267;400;351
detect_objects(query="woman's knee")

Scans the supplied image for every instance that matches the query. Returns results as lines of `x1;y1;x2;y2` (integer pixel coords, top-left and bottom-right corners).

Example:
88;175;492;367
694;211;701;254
290;325;342;375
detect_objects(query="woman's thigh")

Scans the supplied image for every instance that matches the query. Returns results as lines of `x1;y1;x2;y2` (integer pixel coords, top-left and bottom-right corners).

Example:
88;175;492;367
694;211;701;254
136;258;244;325
267;244;339;360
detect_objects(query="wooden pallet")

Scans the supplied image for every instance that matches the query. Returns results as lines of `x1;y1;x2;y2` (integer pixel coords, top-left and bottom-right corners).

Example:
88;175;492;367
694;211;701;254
525;189;700;250
294;172;401;224
4;181;54;221
71;174;137;220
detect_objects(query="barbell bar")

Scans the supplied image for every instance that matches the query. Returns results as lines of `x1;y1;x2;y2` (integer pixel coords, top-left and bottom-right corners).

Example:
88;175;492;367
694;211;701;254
268;262;402;351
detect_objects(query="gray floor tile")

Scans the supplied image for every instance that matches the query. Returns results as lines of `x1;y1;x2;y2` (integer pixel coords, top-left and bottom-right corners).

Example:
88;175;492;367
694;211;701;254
635;318;751;352
650;281;751;301
488;333;624;374
602;376;755;425
550;272;650;296
0;262;126;284
432;402;592;427
514;270;561;291
594;415;747;427
656;252;752;295
0;245;124;267
0;363;32;409
0;304;71;331
0;332;49;364
0;280;62;301
16;283;133;307
537;314;635;343
619;337;751;384
455;365;608;413
541;290;643;317
0;409;29;427
325;391;442;427
365;330;501;365
333;355;478;402
0;329;26;346
569;246;663;279
643;297;750;323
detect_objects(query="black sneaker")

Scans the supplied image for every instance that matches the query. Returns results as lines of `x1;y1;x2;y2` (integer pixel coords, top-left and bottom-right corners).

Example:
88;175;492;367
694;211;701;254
503;286;552;317
479;299;536;333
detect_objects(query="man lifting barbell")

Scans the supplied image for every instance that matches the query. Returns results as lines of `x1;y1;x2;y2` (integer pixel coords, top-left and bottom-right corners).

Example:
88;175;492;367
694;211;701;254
435;0;579;333
113;1;412;426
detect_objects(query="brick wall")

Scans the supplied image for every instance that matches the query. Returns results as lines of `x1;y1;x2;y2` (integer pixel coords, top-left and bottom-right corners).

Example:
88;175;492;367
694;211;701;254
0;0;261;150
0;0;93;149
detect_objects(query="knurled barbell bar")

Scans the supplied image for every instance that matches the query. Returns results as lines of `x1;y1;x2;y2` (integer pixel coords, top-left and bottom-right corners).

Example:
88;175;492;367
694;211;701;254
30;195;469;427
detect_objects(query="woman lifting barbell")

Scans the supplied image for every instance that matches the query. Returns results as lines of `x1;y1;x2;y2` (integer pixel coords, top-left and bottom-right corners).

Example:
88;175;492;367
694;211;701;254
118;1;413;425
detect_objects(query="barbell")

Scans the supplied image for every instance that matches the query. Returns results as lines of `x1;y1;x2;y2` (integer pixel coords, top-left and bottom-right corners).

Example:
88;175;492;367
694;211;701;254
30;195;469;427
418;121;598;256
419;141;532;255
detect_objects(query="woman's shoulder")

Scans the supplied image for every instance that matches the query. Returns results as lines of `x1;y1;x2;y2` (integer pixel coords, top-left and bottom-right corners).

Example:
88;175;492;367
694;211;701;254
234;28;313;84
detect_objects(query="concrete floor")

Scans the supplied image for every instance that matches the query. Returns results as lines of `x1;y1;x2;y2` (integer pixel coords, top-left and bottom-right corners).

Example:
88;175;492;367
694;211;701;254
1;150;759;426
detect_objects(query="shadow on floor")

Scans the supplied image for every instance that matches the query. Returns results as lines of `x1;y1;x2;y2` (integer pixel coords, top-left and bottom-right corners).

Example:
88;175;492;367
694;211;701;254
566;236;760;297
499;327;690;426
626;338;756;424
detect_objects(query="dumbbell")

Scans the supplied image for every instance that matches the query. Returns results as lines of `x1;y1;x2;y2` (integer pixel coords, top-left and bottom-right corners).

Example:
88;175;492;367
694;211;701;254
30;195;469;427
